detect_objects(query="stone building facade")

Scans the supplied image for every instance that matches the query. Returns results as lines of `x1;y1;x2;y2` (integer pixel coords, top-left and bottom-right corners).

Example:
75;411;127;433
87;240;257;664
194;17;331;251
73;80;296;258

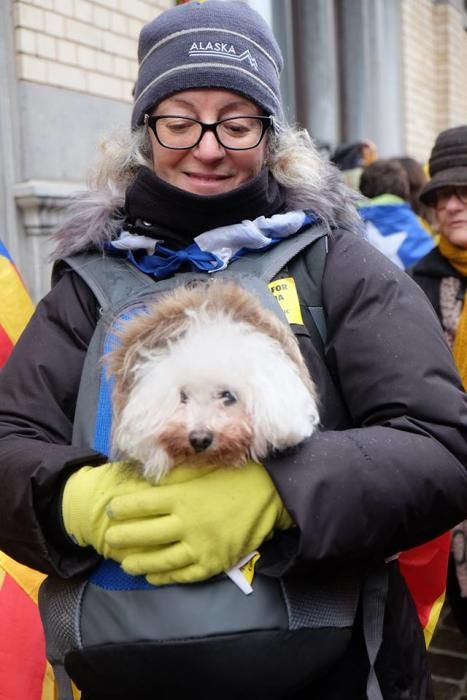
0;0;171;300
402;0;467;159
1;0;467;300
269;0;467;161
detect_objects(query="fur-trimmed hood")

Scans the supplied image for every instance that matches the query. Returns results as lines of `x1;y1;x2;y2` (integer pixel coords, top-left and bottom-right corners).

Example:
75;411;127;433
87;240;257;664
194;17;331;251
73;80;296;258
52;158;362;260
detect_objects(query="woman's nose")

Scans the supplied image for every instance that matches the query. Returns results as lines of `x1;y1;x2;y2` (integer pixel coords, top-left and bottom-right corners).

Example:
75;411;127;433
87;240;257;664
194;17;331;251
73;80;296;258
193;130;225;160
445;193;464;211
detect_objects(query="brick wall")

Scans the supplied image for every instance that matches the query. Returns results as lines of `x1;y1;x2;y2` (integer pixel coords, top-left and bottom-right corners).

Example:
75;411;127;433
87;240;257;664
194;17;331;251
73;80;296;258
401;0;467;163
434;3;467;132
401;0;437;161
13;0;172;103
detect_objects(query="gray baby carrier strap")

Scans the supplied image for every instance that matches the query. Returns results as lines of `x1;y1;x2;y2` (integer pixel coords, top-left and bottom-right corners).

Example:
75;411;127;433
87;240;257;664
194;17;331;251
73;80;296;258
60;224;328;318
41;225;385;700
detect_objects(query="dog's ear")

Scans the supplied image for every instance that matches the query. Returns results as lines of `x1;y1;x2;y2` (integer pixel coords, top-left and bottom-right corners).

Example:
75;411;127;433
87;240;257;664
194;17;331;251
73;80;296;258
104;312;159;420
246;338;320;459
208;281;317;398
105;285;210;417
110;358;182;482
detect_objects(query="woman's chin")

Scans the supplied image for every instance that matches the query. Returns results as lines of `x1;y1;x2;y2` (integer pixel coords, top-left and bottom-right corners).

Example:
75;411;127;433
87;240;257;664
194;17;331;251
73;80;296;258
446;228;467;249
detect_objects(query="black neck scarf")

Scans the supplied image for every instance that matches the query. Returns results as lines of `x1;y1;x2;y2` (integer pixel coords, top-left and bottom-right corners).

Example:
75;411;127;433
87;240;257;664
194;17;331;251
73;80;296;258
124;166;286;248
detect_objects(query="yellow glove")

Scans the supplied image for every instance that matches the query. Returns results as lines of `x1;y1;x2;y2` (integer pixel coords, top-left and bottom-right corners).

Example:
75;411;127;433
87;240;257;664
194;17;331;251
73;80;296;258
104;462;293;585
62;462;152;560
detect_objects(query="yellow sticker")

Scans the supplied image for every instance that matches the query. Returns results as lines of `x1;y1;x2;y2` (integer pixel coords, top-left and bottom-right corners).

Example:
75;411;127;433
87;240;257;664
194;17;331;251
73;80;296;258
268;277;304;325
240;552;261;586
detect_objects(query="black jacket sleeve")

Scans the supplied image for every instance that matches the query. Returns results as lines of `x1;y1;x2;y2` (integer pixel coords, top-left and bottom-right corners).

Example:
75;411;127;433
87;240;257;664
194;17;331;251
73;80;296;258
0;270;105;576
265;230;467;570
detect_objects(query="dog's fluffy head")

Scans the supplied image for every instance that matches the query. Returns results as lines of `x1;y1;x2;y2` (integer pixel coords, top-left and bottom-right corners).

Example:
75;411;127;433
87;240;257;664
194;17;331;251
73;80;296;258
106;280;320;482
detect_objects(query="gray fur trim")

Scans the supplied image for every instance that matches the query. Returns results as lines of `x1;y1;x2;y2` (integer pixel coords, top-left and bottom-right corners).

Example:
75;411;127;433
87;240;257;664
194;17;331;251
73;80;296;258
51;164;362;260
51;190;125;260
284;159;363;236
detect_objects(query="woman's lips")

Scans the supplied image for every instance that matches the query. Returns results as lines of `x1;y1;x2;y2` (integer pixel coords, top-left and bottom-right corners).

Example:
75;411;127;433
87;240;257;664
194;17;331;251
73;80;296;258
185;172;230;181
182;172;233;192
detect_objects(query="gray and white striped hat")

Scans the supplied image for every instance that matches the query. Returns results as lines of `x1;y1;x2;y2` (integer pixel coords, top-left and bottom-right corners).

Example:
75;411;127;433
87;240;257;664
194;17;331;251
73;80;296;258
131;0;284;129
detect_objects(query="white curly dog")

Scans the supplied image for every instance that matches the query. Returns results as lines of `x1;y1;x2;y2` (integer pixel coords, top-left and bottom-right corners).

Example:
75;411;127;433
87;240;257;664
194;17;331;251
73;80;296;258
107;279;320;483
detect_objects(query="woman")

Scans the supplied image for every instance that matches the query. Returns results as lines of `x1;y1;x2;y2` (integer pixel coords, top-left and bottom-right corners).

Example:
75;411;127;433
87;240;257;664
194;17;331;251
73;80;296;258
330;139;377;190
409;124;467;639
0;3;466;699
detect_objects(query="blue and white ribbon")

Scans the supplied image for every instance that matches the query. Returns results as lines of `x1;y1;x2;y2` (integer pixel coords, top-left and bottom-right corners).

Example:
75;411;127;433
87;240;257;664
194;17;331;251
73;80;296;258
106;210;316;279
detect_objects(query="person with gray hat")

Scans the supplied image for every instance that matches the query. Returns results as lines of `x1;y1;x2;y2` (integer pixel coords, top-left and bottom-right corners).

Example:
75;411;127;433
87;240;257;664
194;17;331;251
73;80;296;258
1;3;467;699
409;124;467;639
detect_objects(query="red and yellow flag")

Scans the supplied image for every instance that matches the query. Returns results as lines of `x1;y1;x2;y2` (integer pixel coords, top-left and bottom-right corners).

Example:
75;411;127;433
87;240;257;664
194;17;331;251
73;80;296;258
399;532;451;646
0;242;80;699
0;241;34;365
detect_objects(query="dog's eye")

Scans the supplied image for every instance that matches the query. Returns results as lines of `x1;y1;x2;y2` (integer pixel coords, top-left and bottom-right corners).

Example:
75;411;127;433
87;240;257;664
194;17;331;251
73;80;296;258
180;390;188;404
219;390;237;405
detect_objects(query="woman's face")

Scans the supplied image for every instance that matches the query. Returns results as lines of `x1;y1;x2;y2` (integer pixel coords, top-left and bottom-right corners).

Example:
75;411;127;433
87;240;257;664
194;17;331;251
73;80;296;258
434;187;467;249
148;89;268;196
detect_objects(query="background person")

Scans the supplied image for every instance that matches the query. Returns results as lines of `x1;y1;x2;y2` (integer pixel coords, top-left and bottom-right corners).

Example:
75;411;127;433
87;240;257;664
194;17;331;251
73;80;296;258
393;155;435;232
358;158;434;268
409;124;467;638
330;139;377;190
0;3;466;699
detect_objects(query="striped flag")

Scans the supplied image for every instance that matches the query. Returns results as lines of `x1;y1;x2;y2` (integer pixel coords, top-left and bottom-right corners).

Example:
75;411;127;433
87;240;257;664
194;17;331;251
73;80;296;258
0;242;80;699
0;241;34;366
0;555;55;700
399;533;451;647
358;194;435;269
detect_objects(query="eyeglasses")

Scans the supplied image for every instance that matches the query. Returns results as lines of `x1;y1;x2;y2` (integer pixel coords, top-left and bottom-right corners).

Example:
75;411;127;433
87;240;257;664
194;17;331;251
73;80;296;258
144;114;272;151
434;186;467;209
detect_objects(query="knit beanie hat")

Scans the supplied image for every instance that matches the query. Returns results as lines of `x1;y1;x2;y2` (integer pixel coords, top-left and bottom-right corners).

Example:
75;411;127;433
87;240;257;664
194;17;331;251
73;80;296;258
131;0;284;130
420;125;467;204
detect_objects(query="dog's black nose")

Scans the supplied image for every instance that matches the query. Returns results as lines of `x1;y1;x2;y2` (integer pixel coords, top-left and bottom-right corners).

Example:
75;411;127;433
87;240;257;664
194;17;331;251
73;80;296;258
189;430;214;452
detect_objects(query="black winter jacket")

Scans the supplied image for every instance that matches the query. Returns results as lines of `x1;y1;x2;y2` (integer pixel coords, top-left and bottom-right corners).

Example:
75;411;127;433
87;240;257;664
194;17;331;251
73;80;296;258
409;246;466;313
1;228;467;698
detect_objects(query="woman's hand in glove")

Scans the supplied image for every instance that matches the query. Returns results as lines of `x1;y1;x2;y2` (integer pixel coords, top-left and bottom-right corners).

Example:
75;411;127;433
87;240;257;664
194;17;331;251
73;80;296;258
104;461;293;585
61;462;153;561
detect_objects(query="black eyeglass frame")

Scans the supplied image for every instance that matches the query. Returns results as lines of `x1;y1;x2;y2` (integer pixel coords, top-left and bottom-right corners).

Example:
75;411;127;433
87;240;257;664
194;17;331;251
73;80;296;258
143;114;272;151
